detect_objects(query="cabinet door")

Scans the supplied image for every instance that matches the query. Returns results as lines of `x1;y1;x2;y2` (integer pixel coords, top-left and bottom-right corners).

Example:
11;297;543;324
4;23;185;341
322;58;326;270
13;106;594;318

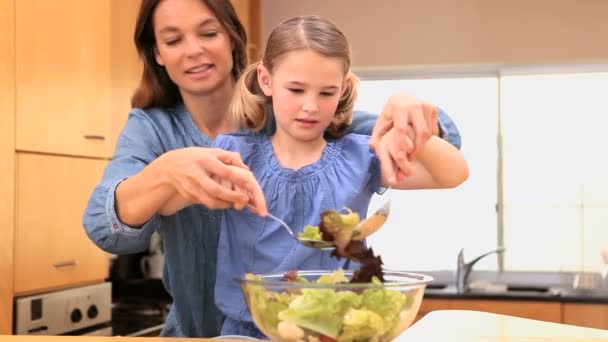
230;0;260;60
16;0;112;157
415;298;451;323
0;0;16;334
14;153;109;294
417;298;562;324
563;303;608;330
450;299;562;323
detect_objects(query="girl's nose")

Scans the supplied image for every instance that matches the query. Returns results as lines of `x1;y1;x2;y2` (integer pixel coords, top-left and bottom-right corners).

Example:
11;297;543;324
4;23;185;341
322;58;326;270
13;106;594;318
302;96;319;113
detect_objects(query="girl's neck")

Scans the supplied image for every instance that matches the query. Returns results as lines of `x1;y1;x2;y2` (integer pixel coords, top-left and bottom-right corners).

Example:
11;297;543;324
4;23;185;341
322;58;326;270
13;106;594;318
181;79;237;139
270;130;327;170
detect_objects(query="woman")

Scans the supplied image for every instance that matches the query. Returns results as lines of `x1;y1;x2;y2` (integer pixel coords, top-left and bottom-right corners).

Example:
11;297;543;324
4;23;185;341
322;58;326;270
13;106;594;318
83;0;462;337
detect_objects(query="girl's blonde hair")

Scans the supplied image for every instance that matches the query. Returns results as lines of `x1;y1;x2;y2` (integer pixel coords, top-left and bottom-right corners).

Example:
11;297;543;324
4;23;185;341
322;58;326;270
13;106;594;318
230;15;358;138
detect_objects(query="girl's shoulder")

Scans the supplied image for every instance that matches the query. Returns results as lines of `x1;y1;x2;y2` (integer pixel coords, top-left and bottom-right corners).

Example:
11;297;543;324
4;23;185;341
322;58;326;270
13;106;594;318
333;133;373;157
337;133;371;146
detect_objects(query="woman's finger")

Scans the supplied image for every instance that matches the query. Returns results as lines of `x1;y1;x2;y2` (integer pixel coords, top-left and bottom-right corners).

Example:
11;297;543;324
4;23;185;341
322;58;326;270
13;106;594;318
215;149;250;170
376;136;403;186
369;103;394;150
422;103;439;137
408;105;430;158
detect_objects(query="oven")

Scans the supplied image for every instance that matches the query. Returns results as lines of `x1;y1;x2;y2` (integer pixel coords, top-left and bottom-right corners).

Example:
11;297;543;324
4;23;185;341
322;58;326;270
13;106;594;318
14;282;112;336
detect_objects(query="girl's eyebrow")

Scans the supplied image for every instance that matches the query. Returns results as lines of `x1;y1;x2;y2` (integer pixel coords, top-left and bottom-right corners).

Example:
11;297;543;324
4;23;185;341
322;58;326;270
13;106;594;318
158;18;220;34
286;81;339;90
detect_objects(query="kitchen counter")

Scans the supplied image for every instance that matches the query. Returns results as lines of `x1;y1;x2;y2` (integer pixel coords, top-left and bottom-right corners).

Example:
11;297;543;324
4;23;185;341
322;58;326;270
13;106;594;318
422;270;608;303
2;310;607;341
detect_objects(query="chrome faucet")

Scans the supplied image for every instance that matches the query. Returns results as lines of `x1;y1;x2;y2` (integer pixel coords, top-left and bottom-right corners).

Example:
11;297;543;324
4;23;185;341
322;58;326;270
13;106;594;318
456;247;506;293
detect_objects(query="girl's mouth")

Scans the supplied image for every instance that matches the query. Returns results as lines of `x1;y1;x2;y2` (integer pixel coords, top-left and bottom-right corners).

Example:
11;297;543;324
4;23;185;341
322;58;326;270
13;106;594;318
295;118;318;124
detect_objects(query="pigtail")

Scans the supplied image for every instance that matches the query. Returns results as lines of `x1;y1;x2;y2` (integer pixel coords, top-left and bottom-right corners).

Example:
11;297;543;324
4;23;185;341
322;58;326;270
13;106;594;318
326;72;359;138
230;62;268;131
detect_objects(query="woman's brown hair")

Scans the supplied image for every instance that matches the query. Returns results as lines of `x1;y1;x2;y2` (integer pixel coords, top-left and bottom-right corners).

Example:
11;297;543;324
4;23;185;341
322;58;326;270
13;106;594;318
231;15;358;138
131;0;248;108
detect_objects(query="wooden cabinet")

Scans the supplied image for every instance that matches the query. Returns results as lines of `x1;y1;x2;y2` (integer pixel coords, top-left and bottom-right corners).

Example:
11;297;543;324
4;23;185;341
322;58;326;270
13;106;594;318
231;0;261;61
13;153;109;295
563;303;608;330
417;298;562;324
418;297;608;330
15;0;140;158
0;0;16;334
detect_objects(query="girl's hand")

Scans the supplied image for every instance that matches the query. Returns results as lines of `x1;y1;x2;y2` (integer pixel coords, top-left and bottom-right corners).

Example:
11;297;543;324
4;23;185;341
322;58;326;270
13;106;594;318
369;93;438;184
157;147;267;216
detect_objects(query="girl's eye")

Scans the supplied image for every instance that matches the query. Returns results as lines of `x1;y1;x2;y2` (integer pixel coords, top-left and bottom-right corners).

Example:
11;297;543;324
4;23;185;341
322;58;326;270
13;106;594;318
288;88;304;94
320;92;336;97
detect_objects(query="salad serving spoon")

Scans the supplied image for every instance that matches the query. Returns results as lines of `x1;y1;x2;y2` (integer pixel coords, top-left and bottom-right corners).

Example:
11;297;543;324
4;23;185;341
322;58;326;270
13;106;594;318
247;204;335;250
248;193;391;250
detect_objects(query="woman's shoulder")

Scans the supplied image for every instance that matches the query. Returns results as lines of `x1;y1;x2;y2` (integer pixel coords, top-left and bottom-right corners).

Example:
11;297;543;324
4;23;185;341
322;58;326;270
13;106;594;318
129;106;179;126
214;131;267;153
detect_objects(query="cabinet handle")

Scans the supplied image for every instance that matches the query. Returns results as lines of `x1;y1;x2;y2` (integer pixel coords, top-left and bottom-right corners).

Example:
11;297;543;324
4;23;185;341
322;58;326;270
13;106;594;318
83;134;106;140
52;260;78;268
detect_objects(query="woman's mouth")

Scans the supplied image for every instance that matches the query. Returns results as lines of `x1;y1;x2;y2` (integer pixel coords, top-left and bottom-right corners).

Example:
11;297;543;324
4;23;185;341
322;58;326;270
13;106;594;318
185;64;213;77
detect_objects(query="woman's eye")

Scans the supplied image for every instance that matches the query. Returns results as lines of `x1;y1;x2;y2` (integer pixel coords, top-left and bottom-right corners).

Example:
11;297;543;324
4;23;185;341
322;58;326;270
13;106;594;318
200;31;219;38
288;88;304;94
164;38;180;46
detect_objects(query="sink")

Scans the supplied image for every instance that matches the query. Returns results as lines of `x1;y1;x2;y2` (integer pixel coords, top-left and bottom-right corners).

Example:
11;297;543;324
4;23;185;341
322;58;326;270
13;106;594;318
416;270;574;298
505;285;550;293
426;283;448;290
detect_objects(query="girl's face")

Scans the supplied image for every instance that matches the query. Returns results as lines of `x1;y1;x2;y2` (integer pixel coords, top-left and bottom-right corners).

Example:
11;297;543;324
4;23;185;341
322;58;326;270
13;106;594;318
258;50;347;143
153;0;234;97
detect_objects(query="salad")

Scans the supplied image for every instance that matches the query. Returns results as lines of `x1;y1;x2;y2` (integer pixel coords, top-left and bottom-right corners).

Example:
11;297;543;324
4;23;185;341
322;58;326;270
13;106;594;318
299;209;361;246
244;270;415;342
300;209;384;283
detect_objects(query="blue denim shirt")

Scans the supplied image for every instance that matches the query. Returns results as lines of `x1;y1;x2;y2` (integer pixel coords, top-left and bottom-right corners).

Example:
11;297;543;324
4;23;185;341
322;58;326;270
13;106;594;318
82;103;461;337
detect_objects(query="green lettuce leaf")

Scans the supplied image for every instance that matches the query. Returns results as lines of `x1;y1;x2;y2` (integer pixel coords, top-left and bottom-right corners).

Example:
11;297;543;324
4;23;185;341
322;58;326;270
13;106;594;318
299;225;323;241
337;308;386;342
278;289;361;338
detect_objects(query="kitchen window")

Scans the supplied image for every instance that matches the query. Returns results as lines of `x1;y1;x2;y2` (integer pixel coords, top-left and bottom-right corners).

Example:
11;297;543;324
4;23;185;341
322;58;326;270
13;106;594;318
355;66;608;273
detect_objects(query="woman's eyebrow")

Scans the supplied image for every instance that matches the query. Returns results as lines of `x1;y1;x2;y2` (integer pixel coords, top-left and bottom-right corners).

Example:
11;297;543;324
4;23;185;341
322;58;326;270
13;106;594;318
158;18;220;34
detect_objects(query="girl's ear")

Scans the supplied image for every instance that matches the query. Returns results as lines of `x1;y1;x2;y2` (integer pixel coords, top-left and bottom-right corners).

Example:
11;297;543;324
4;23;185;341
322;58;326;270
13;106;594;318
341;74;351;96
257;63;273;96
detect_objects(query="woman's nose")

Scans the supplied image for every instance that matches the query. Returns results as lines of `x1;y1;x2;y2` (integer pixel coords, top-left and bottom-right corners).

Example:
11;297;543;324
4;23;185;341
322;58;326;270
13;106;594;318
184;36;203;57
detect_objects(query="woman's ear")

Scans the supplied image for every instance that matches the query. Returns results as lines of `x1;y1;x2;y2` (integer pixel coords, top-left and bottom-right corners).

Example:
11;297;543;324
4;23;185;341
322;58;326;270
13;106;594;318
154;46;164;66
257;64;272;96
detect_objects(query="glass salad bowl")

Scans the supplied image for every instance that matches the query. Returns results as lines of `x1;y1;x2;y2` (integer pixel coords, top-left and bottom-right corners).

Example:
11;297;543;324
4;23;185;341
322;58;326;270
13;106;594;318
238;269;433;342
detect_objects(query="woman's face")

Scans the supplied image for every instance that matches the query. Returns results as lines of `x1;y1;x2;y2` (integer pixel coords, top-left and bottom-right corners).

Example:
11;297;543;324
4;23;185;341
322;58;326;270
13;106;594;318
258;50;347;143
153;0;234;97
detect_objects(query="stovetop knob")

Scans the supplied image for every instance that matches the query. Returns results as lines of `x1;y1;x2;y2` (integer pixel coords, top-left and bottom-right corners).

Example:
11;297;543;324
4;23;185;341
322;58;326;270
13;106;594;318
70;308;82;323
87;304;99;319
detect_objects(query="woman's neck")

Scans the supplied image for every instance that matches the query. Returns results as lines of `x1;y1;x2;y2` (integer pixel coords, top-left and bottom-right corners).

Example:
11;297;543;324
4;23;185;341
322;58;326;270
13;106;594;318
181;80;237;139
270;130;327;170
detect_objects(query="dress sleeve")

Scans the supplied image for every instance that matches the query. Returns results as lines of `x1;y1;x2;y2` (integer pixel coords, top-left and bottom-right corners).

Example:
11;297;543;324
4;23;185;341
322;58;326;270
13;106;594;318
348;109;462;149
82;109;163;255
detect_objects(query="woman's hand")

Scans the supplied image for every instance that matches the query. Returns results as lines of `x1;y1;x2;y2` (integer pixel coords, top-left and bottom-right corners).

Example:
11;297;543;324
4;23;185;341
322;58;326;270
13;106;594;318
369;93;439;184
157;147;267;216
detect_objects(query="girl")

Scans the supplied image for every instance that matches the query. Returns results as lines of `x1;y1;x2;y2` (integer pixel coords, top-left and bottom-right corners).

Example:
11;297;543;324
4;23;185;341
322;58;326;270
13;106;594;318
83;0;462;337
211;15;469;338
